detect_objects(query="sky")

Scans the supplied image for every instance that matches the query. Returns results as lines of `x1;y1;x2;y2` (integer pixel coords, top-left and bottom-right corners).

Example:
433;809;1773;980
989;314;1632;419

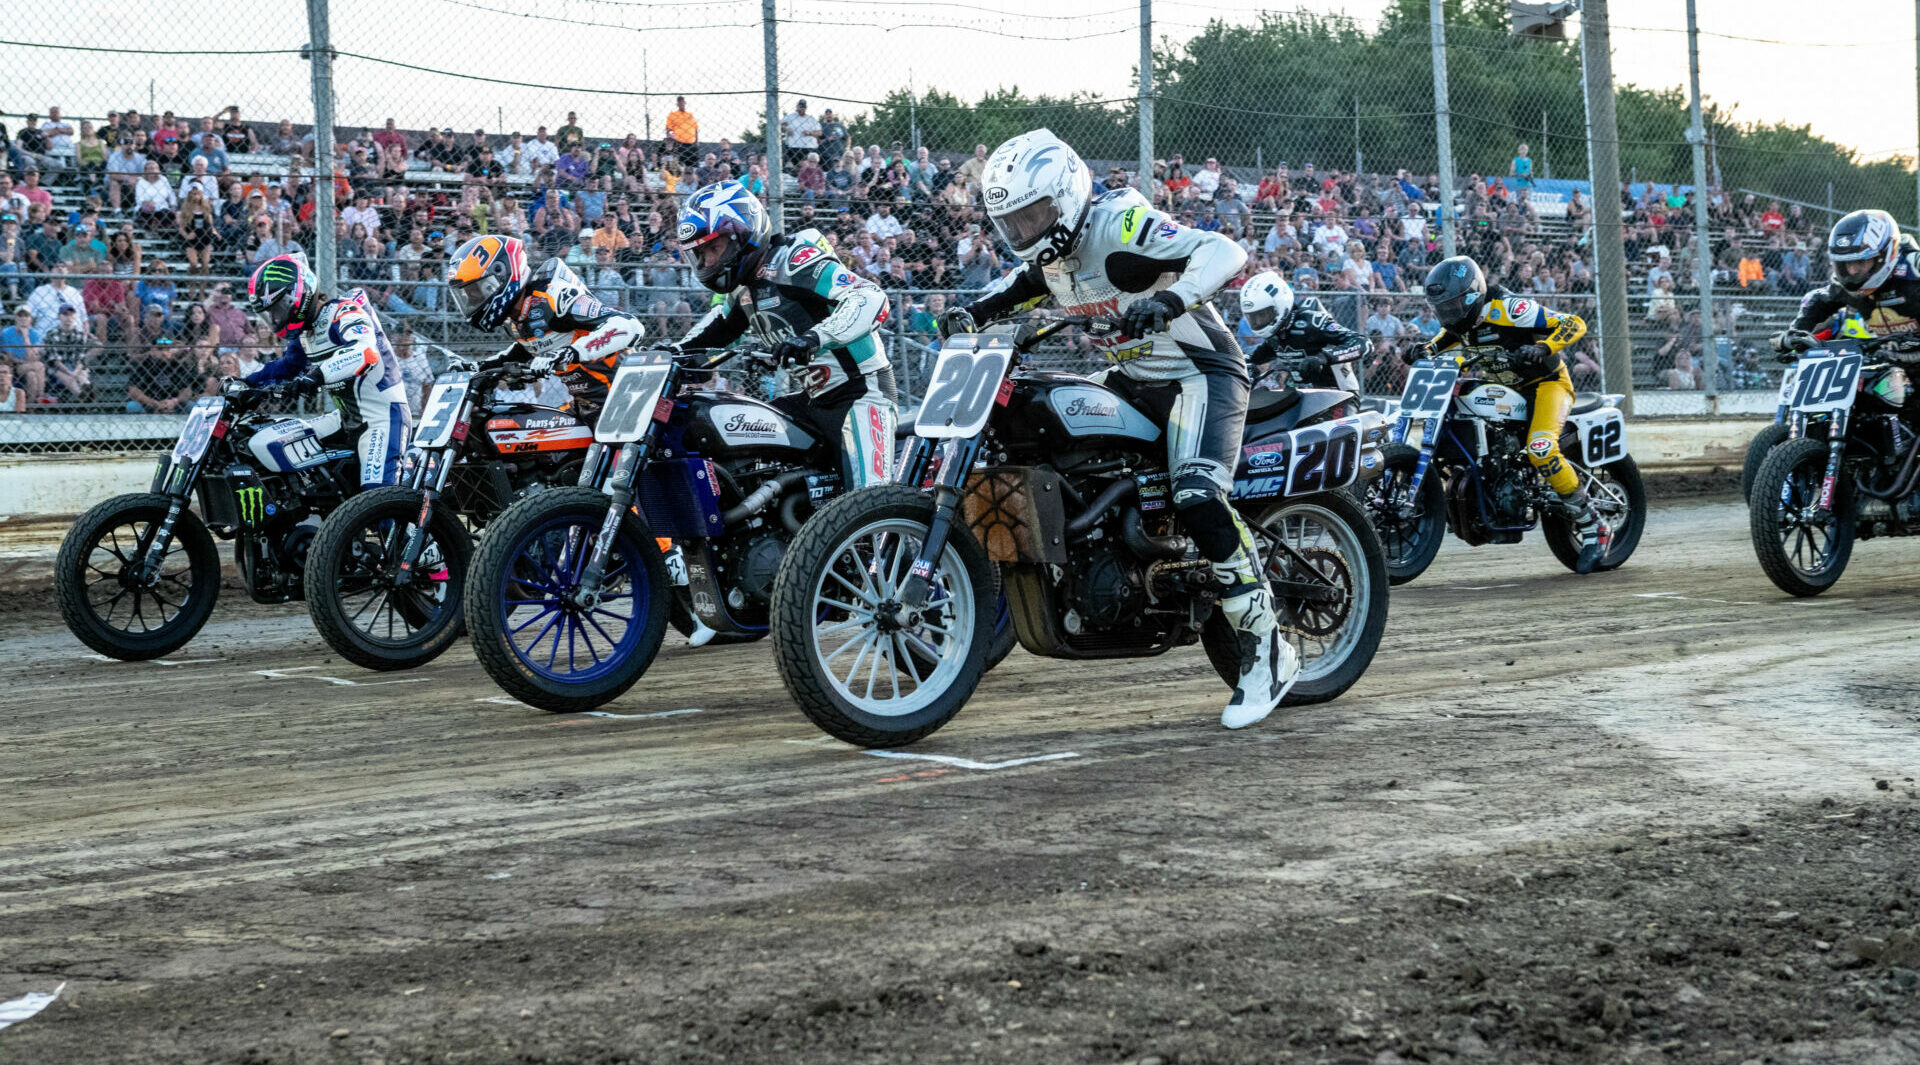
0;0;1910;164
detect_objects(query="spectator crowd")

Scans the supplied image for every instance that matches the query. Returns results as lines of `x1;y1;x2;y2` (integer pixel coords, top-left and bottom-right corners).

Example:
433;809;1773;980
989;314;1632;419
0;99;1841;416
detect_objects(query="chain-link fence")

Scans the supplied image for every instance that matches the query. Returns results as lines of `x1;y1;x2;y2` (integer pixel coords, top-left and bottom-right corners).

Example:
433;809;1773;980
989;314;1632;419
0;0;1912;450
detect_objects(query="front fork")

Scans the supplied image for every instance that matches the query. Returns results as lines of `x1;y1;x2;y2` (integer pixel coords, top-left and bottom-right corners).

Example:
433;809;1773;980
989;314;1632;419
389;447;456;587
136;492;191;586
894;437;979;612
1814;409;1850;519
571;441;649;610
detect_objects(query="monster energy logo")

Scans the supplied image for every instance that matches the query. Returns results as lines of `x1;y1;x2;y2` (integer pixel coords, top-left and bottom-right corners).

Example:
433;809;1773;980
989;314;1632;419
235;486;264;526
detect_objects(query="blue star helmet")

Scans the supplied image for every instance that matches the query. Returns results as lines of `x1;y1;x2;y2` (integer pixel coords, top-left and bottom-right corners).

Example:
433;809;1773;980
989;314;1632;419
678;181;772;292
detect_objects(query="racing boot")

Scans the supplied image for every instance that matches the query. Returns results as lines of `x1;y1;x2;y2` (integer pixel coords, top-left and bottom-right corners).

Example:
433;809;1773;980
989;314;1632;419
662;542;718;647
1219;584;1299;729
1562;490;1611;575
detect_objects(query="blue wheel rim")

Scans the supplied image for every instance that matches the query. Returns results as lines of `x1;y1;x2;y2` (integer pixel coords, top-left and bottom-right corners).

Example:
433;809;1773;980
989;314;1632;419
496;511;650;684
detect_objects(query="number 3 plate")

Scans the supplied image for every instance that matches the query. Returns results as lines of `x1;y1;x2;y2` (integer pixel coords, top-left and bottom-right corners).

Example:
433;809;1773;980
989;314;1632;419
914;338;1013;439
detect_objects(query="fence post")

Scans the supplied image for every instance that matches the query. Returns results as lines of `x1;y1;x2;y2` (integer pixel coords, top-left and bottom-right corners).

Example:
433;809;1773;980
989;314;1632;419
1686;0;1717;407
1579;0;1636;413
762;0;783;225
305;0;336;286
1138;0;1154;198
1428;0;1457;258
1914;0;1920;228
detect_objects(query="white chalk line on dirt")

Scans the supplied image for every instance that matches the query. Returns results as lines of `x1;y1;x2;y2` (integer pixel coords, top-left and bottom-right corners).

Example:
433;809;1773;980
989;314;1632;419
0;982;63;1032
582;709;704;720
252;667;427;688
83;654;222;666
1632;591;1762;606
862;750;1082;771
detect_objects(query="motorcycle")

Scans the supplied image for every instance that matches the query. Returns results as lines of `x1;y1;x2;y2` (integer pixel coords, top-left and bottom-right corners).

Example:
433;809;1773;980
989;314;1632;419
1749;334;1920;596
461;348;846;712
1362;351;1647;584
1741;313;1865;500
301;353;592;671
56;384;366;659
769;316;1392;748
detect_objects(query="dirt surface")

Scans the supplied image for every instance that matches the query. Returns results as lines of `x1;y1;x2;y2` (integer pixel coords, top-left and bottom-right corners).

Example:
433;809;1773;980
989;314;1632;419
6;498;1920;1064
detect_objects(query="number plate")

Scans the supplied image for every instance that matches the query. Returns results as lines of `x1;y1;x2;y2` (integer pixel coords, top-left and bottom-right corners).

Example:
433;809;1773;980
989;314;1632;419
1231;416;1367;500
1397;359;1459;419
1790;349;1863;413
171;396;227;462
412;371;472;449
914;338;1014;439
596;353;675;443
1774;363;1799;408
1568;406;1628;466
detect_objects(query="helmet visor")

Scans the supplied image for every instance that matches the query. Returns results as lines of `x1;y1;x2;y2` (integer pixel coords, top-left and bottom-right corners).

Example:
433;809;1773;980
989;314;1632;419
1246;307;1279;333
1431;293;1479;329
1835;256;1881;290
993;196;1060;252
692;233;735;274
449;272;501;319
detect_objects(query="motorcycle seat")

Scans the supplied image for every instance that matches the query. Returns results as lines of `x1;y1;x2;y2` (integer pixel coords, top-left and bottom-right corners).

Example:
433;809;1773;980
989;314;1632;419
1247;388;1301;421
1569;392;1605;416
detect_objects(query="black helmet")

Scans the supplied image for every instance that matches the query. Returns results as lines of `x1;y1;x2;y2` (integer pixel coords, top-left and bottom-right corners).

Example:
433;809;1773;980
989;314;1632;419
1423;255;1487;332
1828;209;1901;294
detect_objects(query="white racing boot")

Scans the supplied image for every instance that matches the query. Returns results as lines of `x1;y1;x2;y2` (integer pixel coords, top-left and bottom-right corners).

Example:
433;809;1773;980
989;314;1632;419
663;544;718;647
1219;586;1299;729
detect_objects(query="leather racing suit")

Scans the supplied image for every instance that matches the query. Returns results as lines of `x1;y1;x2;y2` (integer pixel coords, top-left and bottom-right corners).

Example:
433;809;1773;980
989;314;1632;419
679;228;898;488
508;258;647;419
957;188;1276;657
1424;286;1588;500
1249;295;1366;394
247;288;410;487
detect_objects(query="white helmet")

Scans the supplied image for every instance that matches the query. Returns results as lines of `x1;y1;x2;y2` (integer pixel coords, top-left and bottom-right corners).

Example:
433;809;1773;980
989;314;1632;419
1238;271;1295;339
981;129;1092;265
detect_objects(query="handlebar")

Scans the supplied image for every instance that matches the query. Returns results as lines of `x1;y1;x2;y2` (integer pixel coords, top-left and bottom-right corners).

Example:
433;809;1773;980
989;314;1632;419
954;314;1125;355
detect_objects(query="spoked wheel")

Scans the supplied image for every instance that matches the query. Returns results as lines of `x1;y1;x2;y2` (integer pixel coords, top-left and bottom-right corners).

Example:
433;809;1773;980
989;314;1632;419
1203;490;1389;707
772;485;994;747
56;493;221;660
1362;442;1446;584
1749;437;1855;597
464;487;670;712
304;485;472;671
1543;456;1647;574
1741;422;1790;503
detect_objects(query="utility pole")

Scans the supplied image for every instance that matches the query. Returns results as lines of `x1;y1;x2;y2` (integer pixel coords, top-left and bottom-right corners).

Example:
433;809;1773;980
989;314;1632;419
1429;0;1457;257
1138;0;1154;197
1579;0;1635;411
643;49;652;143
1914;0;1920;227
763;0;783;226
1353;93;1363;174
1541;110;1549;179
305;0;336;288
1686;0;1717;405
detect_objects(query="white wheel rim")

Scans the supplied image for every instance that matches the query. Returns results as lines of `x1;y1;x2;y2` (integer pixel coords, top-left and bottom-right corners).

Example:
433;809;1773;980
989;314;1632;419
808;517;975;718
1256;501;1372;684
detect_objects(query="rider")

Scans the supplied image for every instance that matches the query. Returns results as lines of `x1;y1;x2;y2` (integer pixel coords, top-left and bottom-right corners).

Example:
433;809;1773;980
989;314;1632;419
243;253;410;488
443;234;646;419
939;128;1295;730
1238;270;1366;393
1418;255;1608;573
1774;209;1920;352
672;180;898;489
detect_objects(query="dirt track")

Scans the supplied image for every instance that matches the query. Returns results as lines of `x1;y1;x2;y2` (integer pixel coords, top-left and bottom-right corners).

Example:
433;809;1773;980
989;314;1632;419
6;497;1920;1064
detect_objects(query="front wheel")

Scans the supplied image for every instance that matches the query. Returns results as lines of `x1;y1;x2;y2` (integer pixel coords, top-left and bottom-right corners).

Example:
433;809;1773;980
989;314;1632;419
1361;442;1447;585
56;493;222;660
1749;437;1855;597
1203;489;1389;706
1543;455;1647;573
771;484;995;747
464;487;670;712
304;486;472;671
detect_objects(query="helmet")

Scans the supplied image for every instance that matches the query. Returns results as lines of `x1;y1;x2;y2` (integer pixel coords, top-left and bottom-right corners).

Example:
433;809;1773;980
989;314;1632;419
446;235;529;331
1423;255;1487;332
1238;271;1295;339
678;181;771;292
980;129;1092;265
247;254;321;339
1828;209;1901;294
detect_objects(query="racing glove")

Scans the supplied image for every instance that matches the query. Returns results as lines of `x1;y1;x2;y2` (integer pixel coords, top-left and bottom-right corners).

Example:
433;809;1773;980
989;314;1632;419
1770;329;1815;354
1118;291;1186;341
1295;353;1328;377
1511;343;1558;379
771;330;821;368
287;367;325;398
938;308;977;341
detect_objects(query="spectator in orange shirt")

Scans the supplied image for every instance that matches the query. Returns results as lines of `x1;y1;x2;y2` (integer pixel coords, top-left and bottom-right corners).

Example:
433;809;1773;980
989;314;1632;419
1738;252;1765;290
664;97;698;167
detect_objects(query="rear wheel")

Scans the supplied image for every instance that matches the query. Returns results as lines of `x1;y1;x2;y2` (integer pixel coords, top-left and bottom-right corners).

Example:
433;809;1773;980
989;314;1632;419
1543;456;1646;573
304;486;472;671
771;485;994;747
56;493;221;660
464;487;670;712
1203;489;1389;706
1749;436;1855;597
1361;442;1447;585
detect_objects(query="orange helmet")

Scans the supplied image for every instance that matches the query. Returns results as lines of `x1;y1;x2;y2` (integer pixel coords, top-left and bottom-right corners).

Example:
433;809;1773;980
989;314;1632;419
446;235;529;330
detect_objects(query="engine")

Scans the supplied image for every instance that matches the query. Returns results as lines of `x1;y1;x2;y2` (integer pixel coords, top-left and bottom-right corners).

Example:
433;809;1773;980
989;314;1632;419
1063;542;1146;632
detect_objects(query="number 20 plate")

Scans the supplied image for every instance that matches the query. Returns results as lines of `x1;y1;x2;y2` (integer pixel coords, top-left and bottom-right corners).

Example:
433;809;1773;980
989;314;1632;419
914;338;1013;439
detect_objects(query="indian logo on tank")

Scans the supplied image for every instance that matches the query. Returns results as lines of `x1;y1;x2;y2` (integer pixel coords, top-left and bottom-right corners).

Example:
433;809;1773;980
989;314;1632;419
1062;395;1118;418
710;403;788;444
1051;386;1127;430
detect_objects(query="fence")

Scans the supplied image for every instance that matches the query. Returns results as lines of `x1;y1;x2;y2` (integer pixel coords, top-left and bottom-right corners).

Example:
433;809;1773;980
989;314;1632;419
0;0;1911;451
